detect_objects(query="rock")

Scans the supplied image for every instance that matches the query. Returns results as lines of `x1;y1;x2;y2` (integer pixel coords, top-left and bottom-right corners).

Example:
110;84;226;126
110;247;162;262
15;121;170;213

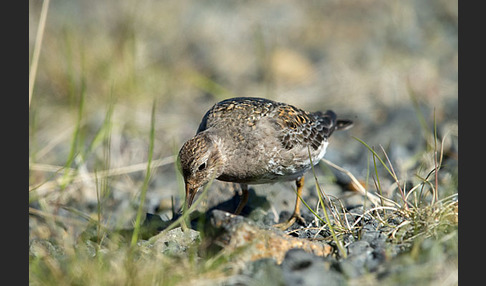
240;258;286;285
361;224;386;248
340;241;374;278
29;239;64;259
149;227;200;256
238;249;346;286
281;249;346;286
339;223;396;278
203;210;332;264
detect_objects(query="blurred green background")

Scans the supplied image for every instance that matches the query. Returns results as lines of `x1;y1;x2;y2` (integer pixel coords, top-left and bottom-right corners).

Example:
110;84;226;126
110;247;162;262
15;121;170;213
29;0;457;234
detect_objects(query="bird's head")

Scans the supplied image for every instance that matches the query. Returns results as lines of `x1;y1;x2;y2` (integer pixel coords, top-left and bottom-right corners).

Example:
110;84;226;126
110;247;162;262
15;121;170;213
178;132;224;211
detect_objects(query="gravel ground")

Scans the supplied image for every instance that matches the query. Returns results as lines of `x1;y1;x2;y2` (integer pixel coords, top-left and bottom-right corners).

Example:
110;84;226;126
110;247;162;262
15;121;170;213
29;0;457;284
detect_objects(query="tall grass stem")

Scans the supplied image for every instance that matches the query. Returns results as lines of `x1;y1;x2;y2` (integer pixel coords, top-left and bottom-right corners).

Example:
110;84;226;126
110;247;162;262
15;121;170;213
29;0;50;109
130;100;157;247
307;148;347;258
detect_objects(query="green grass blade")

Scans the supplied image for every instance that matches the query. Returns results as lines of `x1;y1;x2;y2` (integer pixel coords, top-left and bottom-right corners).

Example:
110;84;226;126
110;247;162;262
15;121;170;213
307;147;347;258
85;90;116;157
372;151;384;204
353;136;397;182
60;81;86;190
130;100;157;247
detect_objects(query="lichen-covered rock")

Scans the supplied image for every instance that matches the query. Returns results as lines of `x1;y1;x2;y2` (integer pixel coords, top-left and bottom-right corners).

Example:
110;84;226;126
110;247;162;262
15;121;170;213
203;210;332;264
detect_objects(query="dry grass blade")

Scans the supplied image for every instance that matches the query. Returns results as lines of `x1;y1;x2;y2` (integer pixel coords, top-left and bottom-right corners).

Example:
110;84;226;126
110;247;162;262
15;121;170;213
35;126;75;160
29;206;89;227
29;156;175;193
379;144;409;210
349;206;399;229
29;0;50;108
321;158;395;207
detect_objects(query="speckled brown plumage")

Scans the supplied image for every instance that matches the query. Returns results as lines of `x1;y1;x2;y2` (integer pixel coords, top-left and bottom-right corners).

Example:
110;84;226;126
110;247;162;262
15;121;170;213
178;97;353;228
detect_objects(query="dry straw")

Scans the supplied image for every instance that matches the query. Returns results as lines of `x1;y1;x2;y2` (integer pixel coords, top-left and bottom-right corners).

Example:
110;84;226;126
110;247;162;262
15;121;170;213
29;0;50;109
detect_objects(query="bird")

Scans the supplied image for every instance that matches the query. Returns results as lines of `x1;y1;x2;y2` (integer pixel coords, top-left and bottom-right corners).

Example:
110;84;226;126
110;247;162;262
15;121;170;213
178;97;353;229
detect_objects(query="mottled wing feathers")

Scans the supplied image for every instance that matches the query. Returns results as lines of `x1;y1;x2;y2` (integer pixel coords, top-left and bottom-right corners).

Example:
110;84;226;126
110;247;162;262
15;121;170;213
276;109;339;150
196;97;351;151
197;97;275;133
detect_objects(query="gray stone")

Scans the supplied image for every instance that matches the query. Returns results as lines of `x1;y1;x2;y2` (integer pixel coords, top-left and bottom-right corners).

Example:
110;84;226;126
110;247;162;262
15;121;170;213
150;227;200;256
281;249;346;286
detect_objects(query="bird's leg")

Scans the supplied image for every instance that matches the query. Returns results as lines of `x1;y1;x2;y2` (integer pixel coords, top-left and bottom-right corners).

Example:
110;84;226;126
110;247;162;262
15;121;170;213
274;176;306;230
292;176;306;223
234;183;249;215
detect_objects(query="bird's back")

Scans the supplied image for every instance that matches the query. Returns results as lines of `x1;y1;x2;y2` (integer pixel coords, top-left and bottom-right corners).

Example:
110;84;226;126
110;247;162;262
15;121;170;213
197;97;280;133
197;97;351;150
193;97;352;183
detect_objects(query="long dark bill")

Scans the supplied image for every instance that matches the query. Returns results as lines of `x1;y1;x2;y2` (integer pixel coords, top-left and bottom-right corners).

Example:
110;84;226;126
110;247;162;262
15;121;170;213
185;183;198;212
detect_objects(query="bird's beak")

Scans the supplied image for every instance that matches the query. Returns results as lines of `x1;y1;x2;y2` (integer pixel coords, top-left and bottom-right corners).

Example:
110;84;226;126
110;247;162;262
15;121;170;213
184;183;199;212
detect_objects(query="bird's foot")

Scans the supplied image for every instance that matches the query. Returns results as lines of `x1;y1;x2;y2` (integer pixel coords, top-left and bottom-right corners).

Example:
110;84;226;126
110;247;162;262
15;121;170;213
273;212;306;230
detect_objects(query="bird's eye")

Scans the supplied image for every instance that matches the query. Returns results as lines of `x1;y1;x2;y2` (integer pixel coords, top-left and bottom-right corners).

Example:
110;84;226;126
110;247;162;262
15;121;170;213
198;162;207;171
